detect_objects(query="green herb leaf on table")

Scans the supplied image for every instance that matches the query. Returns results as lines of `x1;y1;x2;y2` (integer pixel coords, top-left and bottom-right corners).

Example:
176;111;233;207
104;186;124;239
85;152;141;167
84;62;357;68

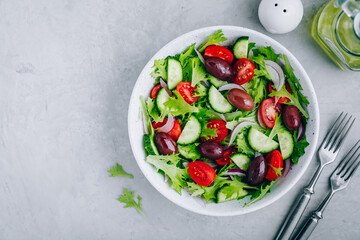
198;30;227;52
108;163;134;179
118;188;145;216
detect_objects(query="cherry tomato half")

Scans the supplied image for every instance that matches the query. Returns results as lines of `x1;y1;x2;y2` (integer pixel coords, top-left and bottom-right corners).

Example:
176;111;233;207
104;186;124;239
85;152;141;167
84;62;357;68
216;147;237;165
232;58;255;85
188;161;216;186
152;118;182;141
260;98;281;128
150;84;162;99
200;119;228;143
203;45;234;64
268;82;293;104
265;150;283;181
176;82;199;105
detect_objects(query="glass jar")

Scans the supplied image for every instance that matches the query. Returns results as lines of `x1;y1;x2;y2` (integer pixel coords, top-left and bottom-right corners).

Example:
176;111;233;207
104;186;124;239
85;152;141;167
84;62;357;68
312;0;360;71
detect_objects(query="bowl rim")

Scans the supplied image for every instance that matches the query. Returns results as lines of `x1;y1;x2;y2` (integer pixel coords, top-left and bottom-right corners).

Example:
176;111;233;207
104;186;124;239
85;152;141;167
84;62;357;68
128;25;320;216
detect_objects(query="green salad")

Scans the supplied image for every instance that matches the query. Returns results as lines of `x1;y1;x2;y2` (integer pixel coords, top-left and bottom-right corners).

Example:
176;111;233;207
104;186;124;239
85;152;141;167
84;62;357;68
140;30;309;206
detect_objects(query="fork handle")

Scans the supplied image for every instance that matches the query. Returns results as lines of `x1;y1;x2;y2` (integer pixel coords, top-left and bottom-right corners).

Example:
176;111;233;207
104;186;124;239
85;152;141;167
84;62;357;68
274;190;312;240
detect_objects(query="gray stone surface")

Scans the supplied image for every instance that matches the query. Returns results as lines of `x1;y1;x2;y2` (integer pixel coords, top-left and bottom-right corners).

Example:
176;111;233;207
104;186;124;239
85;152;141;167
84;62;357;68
0;0;359;239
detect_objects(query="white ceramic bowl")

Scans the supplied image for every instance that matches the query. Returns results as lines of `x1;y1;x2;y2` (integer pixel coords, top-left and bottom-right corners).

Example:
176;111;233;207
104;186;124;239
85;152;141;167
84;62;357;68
128;26;320;216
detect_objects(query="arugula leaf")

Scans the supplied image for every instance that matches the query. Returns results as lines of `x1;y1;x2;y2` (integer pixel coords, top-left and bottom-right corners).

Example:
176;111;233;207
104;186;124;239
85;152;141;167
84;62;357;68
244;180;276;207
221;178;255;199
253;46;281;62
267;114;286;140
269;85;309;118
108;163;134;178
202;176;228;201
291;133;309;164
198;30;227;52
282;55;309;108
249;54;271;80
191;57;208;87
179;43;196;66
146;154;187;194
163;91;199;117
150;59;167;80
118;188;145;216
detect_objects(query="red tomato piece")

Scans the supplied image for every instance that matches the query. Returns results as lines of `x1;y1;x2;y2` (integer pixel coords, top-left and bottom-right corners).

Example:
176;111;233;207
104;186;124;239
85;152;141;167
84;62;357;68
232;58;255;85
152;118;182;141
150;84;162;99
203;45;234;64
260;98;281;128
268;82;293;104
216;147;237;165
176;82;199;105
200;119;228;143
188;161;216;186
265;150;283;181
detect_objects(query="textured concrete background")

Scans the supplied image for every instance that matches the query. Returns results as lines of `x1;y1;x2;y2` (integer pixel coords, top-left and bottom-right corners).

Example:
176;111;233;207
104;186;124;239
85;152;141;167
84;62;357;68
0;0;359;239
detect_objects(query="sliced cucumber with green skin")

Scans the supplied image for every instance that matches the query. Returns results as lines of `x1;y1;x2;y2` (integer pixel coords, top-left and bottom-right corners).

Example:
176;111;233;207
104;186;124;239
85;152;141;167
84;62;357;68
167;59;183;90
231;153;251;171
177;116;201;145
178;144;201;160
233;36;249;59
208;85;234;113
248;127;279;153
278;129;294;159
155;88;170;115
216;185;248;203
207;74;226;88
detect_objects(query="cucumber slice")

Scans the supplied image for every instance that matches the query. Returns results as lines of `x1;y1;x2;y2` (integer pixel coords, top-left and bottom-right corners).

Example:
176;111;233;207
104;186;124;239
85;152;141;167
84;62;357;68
208;85;234;113
247;127;279;153
208;74;226;88
233;36;249;59
177;116;201;145
155;88;170;115
278;129;294;159
216;185;247;203
178;144;201;160
231;153;251;171
167;59;183;90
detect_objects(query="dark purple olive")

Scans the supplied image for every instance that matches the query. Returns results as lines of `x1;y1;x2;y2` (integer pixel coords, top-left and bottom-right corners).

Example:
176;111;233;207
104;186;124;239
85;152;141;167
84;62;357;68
205;57;234;81
154;132;178;155
227;89;254;111
198;142;224;160
246;156;268;186
282;105;301;131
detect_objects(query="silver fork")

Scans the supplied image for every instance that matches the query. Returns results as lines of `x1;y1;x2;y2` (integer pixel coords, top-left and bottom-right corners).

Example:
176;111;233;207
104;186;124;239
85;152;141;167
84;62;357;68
275;112;355;240
293;139;360;240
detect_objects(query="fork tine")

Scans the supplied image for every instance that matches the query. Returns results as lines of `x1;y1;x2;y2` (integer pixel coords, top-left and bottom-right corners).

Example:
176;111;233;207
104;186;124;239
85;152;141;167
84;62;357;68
334;139;360;176
345;159;360;181
341;147;360;180
320;112;344;148
330;116;355;153
324;113;349;149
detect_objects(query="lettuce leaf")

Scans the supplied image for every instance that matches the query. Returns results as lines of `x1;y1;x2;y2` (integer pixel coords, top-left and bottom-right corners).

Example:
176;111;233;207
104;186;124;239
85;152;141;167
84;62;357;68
191;57;208;87
291;132;309;164
163;91;199;117
179;43;196;66
198;30;227;52
244;180;276;207
146;154;187;194
150;59;167;80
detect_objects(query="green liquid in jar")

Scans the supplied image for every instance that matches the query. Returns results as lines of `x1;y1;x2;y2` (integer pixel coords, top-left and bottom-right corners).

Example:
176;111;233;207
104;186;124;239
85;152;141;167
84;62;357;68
312;0;360;71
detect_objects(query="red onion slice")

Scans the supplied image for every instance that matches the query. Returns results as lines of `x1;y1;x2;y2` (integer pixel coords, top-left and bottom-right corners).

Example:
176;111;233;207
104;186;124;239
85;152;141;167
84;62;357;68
195;48;206;65
265;60;285;91
296;120;305;142
257;108;267;129
228;175;234;181
282;158;291;177
160;78;174;97
222;169;246;176
201;80;210;88
157;114;175;133
218;83;247;92
228;121;256;146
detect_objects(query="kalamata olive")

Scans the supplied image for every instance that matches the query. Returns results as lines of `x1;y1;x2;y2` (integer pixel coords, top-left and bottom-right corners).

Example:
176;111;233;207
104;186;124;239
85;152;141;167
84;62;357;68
227;89;254;111
154;132;178;155
198;142;224;160
282;105;301;131
246;156;268;186
205;57;234;81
